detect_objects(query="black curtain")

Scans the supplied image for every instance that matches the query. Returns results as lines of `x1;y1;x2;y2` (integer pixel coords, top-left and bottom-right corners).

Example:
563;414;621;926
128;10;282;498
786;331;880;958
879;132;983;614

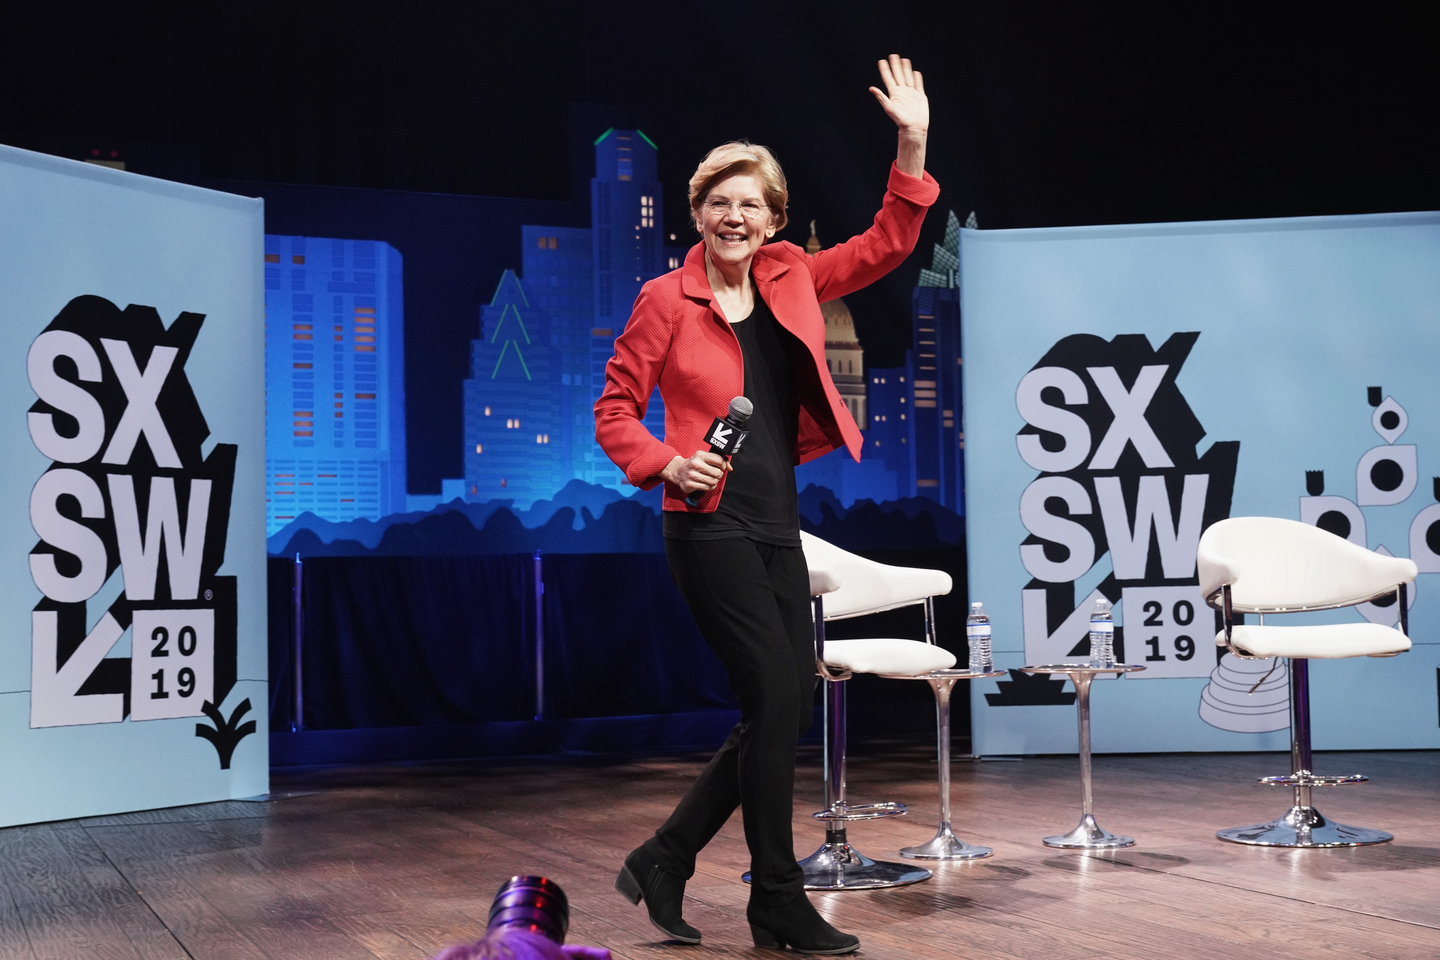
294;555;532;728
269;553;738;731
539;553;735;719
266;547;965;740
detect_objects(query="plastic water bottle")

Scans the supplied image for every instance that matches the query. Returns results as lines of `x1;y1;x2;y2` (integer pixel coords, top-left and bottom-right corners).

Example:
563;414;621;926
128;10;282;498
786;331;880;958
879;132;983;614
1088;598;1114;668
966;602;993;673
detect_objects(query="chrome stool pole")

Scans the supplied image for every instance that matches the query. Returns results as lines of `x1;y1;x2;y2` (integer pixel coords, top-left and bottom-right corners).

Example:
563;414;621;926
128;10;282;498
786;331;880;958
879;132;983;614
796;673;928;888
1217;657;1390;847
750;595;929;890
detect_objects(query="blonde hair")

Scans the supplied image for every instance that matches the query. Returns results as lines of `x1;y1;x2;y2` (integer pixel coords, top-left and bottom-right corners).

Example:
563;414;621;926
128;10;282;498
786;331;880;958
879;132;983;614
687;141;788;233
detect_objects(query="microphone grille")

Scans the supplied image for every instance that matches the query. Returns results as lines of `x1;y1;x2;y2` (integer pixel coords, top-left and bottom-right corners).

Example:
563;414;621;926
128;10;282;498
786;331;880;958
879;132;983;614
728;396;754;424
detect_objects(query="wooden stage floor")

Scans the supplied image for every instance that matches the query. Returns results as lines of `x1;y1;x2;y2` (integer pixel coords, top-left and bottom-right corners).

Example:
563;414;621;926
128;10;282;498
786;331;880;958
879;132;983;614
2;745;1438;959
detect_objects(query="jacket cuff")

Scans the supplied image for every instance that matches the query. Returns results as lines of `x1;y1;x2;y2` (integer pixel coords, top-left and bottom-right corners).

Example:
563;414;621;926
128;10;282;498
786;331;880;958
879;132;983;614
887;162;941;207
627;445;685;490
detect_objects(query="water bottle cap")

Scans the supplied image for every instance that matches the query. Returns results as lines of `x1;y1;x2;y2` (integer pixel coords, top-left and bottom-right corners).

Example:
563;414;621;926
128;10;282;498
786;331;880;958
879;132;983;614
1093;598;1111;614
970;601;984;612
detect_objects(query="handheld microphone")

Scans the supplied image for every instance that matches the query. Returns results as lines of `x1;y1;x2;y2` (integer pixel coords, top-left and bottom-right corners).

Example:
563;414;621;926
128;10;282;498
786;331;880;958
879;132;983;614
684;396;753;506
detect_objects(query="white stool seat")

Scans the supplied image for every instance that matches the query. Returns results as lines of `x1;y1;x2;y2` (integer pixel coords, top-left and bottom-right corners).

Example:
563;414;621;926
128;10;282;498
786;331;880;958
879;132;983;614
822;638;956;676
1220;623;1411;660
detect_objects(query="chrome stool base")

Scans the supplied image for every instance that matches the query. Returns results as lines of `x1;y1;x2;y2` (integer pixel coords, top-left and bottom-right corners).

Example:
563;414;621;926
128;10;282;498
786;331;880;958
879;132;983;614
1217;804;1393;848
1043;812;1135;849
901;824;992;861
1215;659;1392;848
741;835;933;890
798;836;932;889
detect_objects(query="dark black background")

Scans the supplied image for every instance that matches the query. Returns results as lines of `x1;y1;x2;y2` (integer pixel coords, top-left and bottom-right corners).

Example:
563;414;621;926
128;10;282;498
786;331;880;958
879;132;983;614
4;2;1435;493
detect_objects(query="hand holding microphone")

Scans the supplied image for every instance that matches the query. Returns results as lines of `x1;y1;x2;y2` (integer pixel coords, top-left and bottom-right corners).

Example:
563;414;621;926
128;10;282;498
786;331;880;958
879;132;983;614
665;396;752;506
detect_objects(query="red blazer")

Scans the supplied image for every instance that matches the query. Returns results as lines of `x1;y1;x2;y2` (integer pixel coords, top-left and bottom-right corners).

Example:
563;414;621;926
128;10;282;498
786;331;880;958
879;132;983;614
595;162;940;513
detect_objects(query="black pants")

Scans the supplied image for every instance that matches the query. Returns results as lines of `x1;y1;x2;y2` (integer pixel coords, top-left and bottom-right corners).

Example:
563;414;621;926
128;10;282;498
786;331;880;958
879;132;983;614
643;537;816;906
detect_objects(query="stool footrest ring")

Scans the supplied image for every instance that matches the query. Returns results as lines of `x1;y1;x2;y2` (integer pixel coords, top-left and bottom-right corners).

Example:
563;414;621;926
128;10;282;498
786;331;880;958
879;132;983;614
1258;773;1367;787
812;801;907;822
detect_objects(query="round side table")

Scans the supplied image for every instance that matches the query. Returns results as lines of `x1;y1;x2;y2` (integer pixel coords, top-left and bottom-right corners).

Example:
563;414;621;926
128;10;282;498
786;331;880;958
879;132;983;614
877;667;1005;860
1020;663;1144;848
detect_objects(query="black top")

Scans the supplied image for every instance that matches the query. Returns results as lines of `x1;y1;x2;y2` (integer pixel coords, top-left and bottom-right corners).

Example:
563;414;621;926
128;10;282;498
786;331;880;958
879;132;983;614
664;290;802;545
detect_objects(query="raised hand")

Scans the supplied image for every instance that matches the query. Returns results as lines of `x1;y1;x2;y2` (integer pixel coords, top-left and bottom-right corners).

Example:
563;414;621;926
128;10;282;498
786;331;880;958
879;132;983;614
869;55;929;135
868;54;928;176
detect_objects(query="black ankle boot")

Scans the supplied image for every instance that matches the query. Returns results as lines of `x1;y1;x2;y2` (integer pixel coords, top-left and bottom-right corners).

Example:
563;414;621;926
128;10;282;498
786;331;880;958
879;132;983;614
615;847;702;944
747;894;859;955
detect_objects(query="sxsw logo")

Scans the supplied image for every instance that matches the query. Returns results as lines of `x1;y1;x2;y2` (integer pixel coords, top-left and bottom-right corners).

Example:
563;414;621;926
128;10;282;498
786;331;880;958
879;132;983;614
26;296;240;739
704;418;746;456
1011;333;1238;679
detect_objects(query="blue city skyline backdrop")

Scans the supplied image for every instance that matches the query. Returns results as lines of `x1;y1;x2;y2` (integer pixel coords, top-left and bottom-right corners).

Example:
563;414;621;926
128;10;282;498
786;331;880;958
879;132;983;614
263;130;967;543
264;237;408;534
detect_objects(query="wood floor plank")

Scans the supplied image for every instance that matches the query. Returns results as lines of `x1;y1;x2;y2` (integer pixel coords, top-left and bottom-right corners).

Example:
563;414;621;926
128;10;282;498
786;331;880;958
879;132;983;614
0;877;38;960
327;910;496;960
45;827;188;960
78;802;274;829
0;825;150;960
4;748;1438;959
82;826;274;960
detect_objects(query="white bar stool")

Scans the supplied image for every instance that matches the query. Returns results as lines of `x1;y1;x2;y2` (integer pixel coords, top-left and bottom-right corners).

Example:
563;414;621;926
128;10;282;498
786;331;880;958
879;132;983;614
791;533;959;888
1198;517;1415;847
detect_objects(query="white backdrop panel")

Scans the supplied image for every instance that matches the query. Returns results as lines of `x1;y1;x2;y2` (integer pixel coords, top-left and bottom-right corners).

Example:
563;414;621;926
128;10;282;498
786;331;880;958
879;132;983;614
961;211;1440;756
0;145;267;825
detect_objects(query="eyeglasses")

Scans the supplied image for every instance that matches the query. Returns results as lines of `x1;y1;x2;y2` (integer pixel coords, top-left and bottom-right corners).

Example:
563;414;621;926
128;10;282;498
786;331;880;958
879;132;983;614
703;198;770;219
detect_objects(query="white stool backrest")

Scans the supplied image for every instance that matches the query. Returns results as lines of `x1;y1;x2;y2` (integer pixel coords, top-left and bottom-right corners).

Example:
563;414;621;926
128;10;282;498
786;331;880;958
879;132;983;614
800;531;952;620
1198;517;1417;612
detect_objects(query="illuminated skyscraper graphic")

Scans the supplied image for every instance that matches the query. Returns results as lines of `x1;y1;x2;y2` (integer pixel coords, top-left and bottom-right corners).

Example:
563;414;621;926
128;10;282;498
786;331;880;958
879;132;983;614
911;211;964;510
845;211;967;511
264;236;407;535
591;129;663;324
519;128;668;492
522;225;594;486
863;366;915;496
463;270;564;504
